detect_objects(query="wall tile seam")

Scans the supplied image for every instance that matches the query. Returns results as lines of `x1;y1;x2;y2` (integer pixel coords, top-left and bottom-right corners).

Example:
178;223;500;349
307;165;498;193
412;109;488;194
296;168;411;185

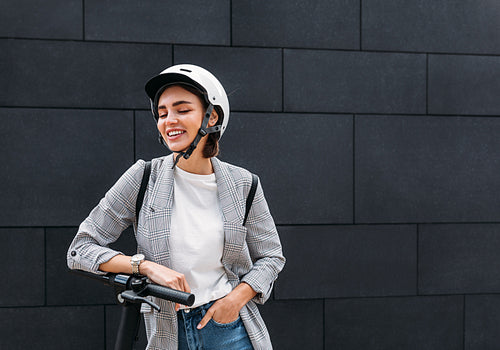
0;226;56;229
426;51;500;59
82;0;85;41
5;223;500;230
4;106;500;119
462;294;466;348
0;36;173;48
310;294;475;302
267;46;500;58
0;106;140;113
133;110;137;163
229;0;233;47
359;0;363;51
322;298;326;350
357;46;500;58
416;292;500;298
0;304;108;309
5;221;498;229
208;111;500;118
0;304;45;309
7;35;500;58
353;113;500;119
283;46;425;56
23;302;121;308
275;222;500;227
4;36;500;58
275;224;385;228
416;224;420;296
425;54;429;115
4;294;497;309
349;223;500;228
44;227;47;307
3;106;500;119
4;35;499;58
281;48;284;113
353;114;356;224
231;111;354;116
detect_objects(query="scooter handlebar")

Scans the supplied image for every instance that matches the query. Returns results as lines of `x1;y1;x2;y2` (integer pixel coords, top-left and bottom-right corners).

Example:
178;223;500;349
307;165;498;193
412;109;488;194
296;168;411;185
143;284;195;307
70;269;195;306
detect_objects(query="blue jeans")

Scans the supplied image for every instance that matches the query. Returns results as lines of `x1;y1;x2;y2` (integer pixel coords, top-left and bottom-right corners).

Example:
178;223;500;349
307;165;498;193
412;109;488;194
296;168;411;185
177;301;253;350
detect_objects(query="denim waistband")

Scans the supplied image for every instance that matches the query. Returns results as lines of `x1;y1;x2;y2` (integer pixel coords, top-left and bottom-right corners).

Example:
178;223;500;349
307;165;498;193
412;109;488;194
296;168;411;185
178;300;215;319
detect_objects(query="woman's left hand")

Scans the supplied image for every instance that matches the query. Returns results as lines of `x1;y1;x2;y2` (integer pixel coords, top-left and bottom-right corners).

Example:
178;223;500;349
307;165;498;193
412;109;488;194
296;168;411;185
197;296;240;329
197;282;257;329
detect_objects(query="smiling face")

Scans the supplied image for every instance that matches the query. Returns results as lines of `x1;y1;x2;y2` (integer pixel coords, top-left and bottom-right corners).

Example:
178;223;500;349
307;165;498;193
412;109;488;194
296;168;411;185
156;85;211;154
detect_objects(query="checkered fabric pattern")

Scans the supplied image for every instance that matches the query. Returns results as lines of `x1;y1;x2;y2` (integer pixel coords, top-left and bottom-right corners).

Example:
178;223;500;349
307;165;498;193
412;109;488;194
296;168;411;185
68;154;285;350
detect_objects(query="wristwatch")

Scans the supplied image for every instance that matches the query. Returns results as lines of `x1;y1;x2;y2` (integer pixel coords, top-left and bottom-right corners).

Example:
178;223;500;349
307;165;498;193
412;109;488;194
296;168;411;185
130;254;145;275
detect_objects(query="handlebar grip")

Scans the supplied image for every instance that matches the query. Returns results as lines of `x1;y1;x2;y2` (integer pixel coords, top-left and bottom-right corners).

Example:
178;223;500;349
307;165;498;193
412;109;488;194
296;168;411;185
143;284;195;307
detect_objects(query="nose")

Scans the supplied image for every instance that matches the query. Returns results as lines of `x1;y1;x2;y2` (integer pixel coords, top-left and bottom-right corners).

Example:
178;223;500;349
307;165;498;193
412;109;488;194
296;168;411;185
158;111;178;126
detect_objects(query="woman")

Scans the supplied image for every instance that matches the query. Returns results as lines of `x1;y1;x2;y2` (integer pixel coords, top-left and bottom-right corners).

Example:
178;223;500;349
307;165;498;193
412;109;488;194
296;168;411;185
67;64;285;350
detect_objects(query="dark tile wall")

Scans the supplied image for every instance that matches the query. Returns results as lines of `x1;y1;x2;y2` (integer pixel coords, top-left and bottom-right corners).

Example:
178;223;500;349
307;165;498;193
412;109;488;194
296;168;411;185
275;225;417;299
419;224;500;295
0;108;134;226
220;113;353;224
84;0;230;45
174;46;283;112
284;50;426;114
325;296;463;350
0;0;82;40
362;0;500;54
465;295;500;349
2;1;500;349
232;0;360;50
0;306;105;349
355;115;500;223
428;54;500;115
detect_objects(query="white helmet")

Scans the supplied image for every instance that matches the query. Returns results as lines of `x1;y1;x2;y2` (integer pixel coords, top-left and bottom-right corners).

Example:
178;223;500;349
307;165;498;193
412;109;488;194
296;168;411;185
145;64;230;138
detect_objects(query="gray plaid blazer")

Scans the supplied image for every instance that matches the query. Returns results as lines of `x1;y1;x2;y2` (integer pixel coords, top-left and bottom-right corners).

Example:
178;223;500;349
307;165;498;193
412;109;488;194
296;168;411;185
67;155;285;350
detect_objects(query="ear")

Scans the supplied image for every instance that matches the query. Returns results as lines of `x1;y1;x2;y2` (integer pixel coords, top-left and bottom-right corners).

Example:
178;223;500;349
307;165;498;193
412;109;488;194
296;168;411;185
208;109;219;127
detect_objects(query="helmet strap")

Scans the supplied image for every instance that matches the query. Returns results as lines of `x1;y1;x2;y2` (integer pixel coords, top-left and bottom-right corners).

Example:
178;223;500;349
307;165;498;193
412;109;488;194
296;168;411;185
170;104;220;168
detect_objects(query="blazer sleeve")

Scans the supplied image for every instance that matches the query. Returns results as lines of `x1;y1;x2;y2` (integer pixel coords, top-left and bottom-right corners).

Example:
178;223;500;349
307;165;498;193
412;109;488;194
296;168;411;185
67;160;146;274
240;177;286;304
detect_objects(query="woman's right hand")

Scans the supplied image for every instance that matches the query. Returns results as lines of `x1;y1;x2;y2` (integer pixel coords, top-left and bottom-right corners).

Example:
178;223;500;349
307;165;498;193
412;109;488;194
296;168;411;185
139;260;191;311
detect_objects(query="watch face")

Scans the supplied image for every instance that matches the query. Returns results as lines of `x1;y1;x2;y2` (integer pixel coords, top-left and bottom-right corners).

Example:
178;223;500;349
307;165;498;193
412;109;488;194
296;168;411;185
132;254;145;263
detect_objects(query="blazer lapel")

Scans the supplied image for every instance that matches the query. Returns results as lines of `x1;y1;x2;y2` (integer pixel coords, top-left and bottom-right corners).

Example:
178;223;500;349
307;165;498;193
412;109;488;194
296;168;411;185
212;158;248;268
212;157;245;224
144;155;175;267
150;155;175;210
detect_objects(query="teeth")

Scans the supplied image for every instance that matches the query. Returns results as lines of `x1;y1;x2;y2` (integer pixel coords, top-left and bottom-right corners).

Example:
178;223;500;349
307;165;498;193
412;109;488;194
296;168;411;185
168;130;184;136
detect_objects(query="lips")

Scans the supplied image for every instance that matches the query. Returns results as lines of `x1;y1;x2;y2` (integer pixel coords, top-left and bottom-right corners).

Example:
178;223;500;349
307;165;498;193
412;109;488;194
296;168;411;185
167;129;186;137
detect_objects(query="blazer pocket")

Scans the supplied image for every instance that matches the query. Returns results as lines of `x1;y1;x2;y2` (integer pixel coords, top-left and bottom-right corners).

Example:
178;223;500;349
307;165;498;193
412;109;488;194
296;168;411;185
221;222;253;275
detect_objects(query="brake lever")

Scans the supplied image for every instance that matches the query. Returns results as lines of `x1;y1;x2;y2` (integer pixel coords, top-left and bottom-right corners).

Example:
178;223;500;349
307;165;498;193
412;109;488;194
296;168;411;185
119;290;161;311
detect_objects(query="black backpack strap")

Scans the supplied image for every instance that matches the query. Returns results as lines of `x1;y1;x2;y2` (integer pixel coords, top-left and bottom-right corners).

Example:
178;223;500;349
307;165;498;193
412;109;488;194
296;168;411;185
243;173;258;226
135;161;151;222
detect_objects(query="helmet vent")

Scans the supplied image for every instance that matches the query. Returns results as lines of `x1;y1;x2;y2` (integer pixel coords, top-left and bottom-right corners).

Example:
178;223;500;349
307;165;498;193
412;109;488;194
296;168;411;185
180;68;192;73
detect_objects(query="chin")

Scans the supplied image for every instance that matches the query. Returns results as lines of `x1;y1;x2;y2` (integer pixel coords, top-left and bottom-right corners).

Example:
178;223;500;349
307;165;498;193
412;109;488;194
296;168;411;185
168;145;188;153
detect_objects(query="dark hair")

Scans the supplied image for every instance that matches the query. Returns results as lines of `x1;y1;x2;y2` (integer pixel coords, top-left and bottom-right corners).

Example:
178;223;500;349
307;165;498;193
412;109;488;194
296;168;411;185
157;83;221;158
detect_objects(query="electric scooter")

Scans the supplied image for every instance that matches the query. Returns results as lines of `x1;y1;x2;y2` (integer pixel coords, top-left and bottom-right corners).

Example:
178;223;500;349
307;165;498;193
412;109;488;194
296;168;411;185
71;269;195;350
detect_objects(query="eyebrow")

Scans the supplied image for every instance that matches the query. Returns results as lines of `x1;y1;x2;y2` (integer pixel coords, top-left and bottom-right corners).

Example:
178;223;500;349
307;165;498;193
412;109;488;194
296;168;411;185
158;100;193;110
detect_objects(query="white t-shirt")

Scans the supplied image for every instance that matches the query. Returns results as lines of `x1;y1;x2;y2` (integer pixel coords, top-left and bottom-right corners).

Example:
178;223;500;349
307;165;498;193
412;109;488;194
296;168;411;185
170;166;232;308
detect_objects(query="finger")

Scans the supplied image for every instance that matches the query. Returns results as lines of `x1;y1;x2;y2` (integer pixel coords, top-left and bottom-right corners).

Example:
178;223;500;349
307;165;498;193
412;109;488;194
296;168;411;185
169;275;185;291
182;278;191;294
175;303;180;312
197;308;214;330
